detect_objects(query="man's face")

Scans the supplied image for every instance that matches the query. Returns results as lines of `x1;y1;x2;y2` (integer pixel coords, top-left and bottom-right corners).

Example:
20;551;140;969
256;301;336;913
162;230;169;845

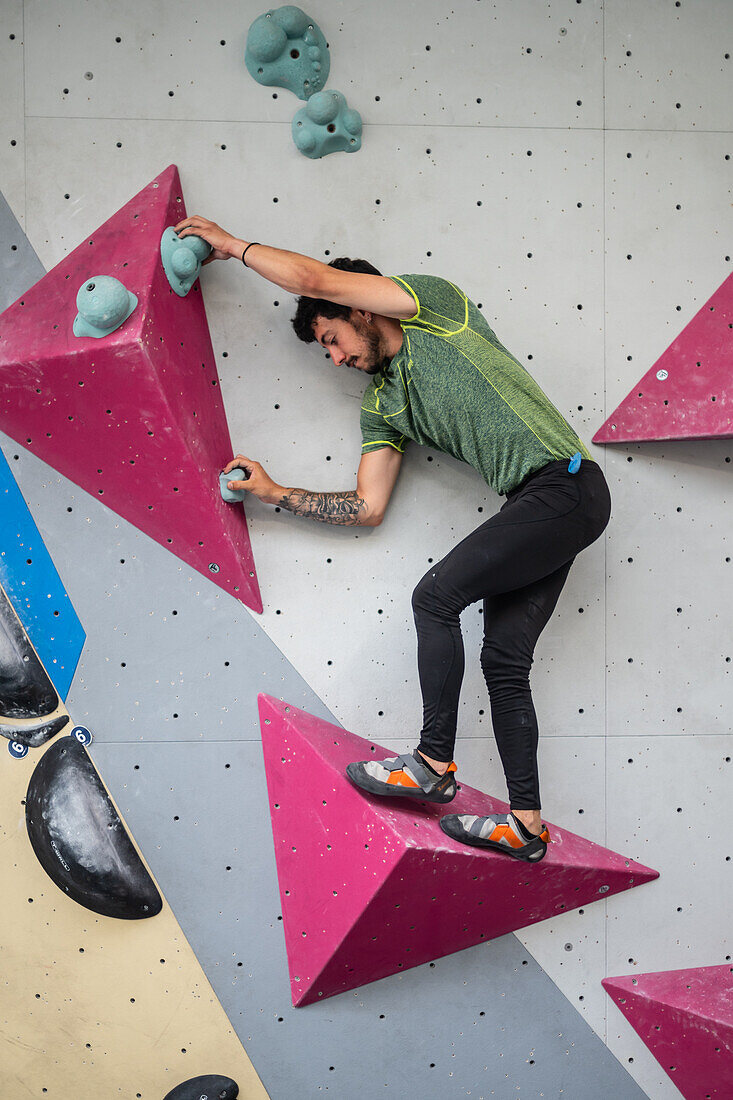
312;312;387;376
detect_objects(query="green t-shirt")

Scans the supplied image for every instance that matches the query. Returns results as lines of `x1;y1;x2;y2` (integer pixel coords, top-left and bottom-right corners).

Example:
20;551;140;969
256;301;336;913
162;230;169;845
360;273;591;496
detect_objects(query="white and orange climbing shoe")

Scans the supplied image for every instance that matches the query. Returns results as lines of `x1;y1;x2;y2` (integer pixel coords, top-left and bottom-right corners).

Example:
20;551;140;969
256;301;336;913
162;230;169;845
346;750;458;804
440;812;551;862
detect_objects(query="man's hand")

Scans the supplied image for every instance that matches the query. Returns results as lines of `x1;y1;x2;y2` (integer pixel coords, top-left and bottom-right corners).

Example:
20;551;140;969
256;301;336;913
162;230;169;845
223;456;282;505
175;216;245;264
223;446;402;526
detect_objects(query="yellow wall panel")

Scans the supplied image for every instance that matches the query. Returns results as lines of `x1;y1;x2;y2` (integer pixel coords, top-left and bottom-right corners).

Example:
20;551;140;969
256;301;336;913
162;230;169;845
0;742;269;1099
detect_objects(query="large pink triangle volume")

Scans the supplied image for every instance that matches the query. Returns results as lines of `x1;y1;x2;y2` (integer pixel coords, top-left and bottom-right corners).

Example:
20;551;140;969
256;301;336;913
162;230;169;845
258;694;658;1006
594;270;733;444
604;964;733;1099
0;165;261;612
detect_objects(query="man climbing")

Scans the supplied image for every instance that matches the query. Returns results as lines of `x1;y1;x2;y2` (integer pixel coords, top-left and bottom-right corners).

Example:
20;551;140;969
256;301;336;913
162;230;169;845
176;215;611;864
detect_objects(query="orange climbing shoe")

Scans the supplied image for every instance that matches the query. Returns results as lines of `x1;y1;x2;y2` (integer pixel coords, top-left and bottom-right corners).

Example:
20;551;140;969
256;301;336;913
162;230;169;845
440;812;551;862
346;750;458;803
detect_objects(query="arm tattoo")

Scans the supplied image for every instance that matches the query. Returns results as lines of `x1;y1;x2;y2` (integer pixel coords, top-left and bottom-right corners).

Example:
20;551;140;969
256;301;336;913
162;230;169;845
278;488;367;526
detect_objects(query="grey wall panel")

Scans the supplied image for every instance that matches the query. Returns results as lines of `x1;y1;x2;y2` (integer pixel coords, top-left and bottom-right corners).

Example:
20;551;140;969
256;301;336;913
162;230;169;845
604;734;733;1099
0;190;45;312
0;2;25;229
24;0;605;129
604;129;733;738
605;0;733;131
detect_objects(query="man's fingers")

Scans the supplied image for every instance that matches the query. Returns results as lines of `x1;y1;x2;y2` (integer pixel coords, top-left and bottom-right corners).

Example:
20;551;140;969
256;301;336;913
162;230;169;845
223;456;254;475
227;480;251;492
174;215;202;231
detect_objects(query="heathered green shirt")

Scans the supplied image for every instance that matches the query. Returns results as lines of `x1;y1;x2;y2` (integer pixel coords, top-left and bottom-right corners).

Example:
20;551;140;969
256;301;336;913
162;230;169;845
360;274;591;496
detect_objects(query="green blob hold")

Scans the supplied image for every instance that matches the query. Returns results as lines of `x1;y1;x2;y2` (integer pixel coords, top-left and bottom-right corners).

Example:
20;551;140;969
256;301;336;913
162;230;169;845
171;249;197;279
219;469;248;503
306;89;340;125
292;90;362;160
160;227;212;297
245;6;329;100
247;17;287;63
72;276;137;339
277;4;309;37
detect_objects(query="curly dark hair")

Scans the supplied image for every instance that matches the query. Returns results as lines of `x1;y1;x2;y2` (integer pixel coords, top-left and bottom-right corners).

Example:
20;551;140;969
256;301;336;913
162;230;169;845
291;256;383;343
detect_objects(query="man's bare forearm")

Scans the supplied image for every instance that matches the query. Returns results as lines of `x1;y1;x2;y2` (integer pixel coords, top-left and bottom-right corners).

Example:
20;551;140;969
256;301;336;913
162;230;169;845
278;488;370;526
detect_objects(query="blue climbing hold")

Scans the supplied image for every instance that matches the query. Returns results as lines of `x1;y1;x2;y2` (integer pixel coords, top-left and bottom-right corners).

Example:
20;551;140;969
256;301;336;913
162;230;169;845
568;452;582;474
72;276;137;339
245;6;329;100
161;227;212;297
292;89;362;159
219;468;248;503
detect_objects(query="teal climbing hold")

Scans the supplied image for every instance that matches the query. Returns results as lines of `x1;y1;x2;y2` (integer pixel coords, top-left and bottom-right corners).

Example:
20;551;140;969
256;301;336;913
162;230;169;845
245;6;329;100
160;227;212;297
72;276;137;339
219;468;248;502
292;90;362;159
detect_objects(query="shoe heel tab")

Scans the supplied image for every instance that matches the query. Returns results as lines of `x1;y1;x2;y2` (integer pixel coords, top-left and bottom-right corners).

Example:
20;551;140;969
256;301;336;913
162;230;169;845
447;762;457;773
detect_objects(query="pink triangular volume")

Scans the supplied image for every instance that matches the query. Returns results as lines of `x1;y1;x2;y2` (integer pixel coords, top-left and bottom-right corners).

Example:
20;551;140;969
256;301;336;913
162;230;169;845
604;965;733;1099
594;270;733;443
258;694;658;1006
0;166;261;612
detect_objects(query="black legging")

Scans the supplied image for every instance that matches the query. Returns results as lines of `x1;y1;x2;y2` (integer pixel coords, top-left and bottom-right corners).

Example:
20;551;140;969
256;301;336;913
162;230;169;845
413;459;611;809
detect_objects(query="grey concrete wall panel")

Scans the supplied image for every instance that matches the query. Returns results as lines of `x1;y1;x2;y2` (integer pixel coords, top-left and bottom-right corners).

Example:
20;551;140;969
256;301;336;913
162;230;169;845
604;0;733;131
0;3;25;228
24;0;605;129
0;190;45;313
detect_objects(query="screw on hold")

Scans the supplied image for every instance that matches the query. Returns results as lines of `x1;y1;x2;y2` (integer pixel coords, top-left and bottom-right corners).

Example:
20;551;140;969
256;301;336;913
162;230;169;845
656;369;669;381
598;884;610;894
84;71;94;80
208;562;220;573
86;282;95;291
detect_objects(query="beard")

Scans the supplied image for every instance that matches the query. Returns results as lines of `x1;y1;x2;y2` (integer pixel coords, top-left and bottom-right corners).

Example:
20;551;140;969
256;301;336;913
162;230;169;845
357;318;391;375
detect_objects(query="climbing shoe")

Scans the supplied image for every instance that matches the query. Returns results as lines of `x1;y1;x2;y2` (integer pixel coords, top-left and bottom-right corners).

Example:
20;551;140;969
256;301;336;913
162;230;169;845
346;750;457;804
439;812;550;862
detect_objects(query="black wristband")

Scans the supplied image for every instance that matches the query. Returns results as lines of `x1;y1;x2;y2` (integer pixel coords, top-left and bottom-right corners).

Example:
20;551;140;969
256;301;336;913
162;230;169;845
241;242;260;267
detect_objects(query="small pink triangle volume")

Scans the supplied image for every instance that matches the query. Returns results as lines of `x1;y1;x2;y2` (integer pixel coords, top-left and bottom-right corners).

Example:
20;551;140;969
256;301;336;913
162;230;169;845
258;694;658;1006
0;165;261;612
604;964;733;1099
594;270;733;443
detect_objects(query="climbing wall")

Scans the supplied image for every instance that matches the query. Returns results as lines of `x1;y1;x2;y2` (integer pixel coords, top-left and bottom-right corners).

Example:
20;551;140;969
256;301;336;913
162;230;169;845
2;1;732;1097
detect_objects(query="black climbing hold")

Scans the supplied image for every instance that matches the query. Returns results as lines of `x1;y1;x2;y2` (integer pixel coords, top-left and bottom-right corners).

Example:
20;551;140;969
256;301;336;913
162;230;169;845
163;1075;239;1100
0;582;69;747
25;737;163;919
